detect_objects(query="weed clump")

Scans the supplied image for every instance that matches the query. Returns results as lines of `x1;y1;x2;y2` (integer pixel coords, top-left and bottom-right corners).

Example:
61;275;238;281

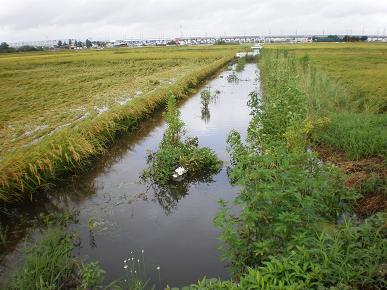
227;71;239;83
141;93;222;186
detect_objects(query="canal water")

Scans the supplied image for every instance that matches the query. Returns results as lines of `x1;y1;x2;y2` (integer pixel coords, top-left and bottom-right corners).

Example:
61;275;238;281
0;63;260;288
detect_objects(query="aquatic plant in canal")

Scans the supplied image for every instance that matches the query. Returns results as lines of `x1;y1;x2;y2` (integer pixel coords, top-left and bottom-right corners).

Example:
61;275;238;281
227;71;239;83
141;92;222;188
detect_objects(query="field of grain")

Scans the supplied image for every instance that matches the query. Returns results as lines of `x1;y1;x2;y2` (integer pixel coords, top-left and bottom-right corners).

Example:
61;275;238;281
266;42;387;113
0;46;239;202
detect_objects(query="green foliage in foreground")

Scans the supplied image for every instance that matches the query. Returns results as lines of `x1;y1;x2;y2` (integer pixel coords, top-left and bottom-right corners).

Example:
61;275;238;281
141;93;222;185
185;50;386;289
8;227;104;289
9;228;75;289
6;220;147;290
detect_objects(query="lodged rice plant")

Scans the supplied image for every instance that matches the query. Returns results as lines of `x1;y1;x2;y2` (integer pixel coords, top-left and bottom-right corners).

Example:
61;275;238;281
0;46;239;203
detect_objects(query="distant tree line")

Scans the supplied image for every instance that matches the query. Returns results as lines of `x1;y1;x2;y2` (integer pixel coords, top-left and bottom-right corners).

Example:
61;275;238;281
312;35;368;42
0;38;108;53
0;42;44;53
342;35;368;42
56;39;104;48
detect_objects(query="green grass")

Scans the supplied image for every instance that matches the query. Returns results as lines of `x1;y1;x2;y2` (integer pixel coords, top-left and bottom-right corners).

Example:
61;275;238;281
264;43;387;159
312;112;387;159
266;43;387;113
8;227;77;289
0;45;240;203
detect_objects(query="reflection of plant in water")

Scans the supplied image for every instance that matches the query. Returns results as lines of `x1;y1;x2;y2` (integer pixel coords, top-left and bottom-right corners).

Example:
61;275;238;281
0;224;8;246
146;171;217;215
201;105;211;123
141;92;222;213
235;56;246;72
201;87;212;123
200;87;220;123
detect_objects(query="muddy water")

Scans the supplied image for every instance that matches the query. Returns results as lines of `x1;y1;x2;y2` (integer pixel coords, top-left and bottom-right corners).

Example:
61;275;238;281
1;63;260;288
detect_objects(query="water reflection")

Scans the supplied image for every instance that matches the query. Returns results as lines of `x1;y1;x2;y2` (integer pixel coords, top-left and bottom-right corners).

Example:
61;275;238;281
200;87;221;123
201;103;211;123
145;172;218;215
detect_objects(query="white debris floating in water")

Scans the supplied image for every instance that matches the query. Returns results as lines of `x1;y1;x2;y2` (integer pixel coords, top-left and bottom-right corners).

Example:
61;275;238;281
172;166;187;179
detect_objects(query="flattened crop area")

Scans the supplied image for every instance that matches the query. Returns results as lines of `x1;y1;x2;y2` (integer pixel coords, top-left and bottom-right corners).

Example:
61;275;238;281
0;46;238;201
0;47;234;151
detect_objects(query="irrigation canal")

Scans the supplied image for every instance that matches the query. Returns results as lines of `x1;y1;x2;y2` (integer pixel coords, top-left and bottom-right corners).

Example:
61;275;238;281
0;63;260;288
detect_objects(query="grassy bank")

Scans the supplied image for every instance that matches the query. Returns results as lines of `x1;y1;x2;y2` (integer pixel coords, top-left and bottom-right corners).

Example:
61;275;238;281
265;43;387;160
266;42;387;113
185;48;386;289
0;46;239;203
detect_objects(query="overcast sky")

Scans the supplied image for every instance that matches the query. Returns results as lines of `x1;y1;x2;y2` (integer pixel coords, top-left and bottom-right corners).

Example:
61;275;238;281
1;0;386;42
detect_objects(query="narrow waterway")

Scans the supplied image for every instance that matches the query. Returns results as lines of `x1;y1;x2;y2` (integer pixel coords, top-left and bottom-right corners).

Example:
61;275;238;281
1;63;260;288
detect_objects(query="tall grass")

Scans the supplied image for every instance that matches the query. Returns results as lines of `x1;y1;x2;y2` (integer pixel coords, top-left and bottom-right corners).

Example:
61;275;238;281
265;42;387;114
312;112;387;159
0;48;238;203
272;48;387;160
8;228;77;289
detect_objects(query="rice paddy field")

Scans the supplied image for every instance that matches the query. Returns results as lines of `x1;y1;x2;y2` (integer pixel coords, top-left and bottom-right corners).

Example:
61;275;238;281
0;46;240;202
0;42;386;289
266;42;387;113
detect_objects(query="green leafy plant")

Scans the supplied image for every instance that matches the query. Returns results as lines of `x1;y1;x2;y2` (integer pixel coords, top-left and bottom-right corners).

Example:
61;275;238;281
227;71;239;83
79;262;105;289
9;228;77;289
141;93;222;186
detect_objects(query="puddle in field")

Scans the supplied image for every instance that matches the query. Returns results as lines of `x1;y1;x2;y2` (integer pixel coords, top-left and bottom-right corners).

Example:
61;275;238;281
0;63;260;288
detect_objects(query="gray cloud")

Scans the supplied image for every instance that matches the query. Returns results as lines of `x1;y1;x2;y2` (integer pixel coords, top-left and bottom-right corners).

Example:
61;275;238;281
0;0;386;42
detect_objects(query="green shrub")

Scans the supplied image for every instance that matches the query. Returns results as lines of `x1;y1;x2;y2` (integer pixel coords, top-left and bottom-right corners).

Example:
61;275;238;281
79;262;105;289
141;93;222;186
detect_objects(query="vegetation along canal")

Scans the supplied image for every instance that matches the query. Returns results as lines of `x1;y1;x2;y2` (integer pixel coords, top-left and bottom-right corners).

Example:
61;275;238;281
0;63;260;288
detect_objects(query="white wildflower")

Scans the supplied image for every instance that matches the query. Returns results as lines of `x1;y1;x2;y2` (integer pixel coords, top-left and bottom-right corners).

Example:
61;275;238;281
175;166;187;176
